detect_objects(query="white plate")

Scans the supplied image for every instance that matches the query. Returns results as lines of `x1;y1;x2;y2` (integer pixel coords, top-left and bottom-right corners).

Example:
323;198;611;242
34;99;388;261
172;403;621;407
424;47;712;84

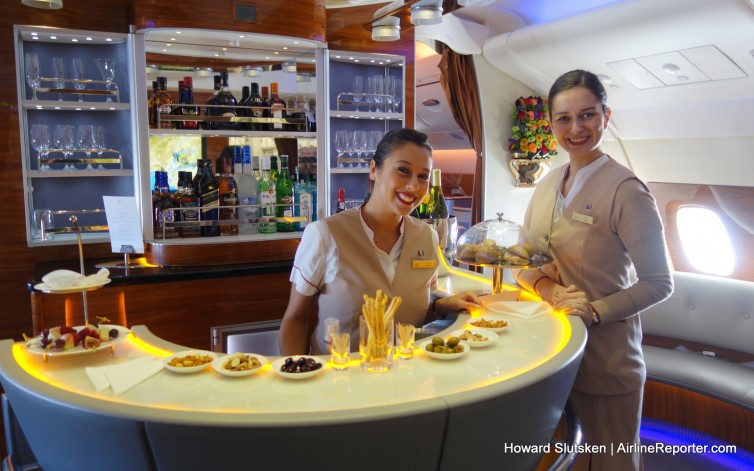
212;353;268;377
467;317;511;333
451;329;498;348
24;324;130;357
272;356;325;380
163;350;217;374
35;278;112;294
419;339;470;360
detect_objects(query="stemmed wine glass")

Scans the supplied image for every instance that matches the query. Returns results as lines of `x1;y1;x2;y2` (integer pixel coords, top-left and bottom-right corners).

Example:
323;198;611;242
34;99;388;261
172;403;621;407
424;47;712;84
391;78;403;113
365;76;377;113
352;76;363;112
30;124;51;171
95;58;117;102
93;126;107;170
335;130;349;168
352;130;368;168
77;124;95;170
54;124;75;171
51;57;66;101
25;53;40;101
71;58;86;102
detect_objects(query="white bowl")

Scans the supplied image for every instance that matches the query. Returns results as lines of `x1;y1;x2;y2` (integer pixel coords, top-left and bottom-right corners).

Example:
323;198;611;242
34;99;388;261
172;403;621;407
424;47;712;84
272;356;325;380
419;339;470;360
212;353;267;377
451;329;498;348
466;317;511;333
163;350;217;374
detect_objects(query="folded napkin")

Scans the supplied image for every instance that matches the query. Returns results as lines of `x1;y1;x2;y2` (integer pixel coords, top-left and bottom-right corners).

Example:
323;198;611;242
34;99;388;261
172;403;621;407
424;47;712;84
85;357;163;396
482;300;551;319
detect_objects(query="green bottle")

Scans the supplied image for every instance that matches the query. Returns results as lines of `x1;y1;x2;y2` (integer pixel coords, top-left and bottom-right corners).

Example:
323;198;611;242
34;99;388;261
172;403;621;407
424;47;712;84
276;155;296;232
258;155;277;234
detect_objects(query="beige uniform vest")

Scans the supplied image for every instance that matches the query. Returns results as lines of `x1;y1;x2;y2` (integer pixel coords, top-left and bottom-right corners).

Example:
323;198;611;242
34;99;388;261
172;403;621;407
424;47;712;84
310;208;439;354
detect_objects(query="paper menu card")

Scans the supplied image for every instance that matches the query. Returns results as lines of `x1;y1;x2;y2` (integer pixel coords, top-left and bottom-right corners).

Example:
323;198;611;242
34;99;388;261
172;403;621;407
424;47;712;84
102;196;144;254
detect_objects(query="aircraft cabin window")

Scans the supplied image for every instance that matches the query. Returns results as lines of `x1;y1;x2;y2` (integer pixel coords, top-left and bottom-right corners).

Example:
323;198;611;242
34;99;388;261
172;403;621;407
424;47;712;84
676;206;734;276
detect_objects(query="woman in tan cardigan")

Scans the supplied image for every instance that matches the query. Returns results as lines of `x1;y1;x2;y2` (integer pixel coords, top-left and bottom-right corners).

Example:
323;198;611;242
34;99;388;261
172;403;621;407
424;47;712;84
516;70;673;471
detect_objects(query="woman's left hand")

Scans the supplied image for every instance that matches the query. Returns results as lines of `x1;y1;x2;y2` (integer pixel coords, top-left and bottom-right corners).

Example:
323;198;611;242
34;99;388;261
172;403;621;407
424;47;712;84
551;285;593;325
436;291;482;316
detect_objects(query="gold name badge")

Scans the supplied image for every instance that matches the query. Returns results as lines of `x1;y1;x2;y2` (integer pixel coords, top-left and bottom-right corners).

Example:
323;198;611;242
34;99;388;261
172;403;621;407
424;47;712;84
572;212;594;225
412;259;437;269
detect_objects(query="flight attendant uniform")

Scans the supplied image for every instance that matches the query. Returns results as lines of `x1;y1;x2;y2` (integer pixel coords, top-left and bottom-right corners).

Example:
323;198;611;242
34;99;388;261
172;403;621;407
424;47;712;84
524;155;673;471
291;207;439;355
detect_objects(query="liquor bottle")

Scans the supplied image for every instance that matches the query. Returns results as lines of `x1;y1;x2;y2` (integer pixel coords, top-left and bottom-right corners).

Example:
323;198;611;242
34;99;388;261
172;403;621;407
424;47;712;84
276;155;295;232
285;95;297;131
212;71;238;130
268;82;287;131
181;76;199;130
248;82;266;131
153;171;178;239
173;80;185;130
295;176;312;231
236;85;250;131
148;80;158;128
217;156;239;236
192;158;206;195
198;159;220;237
270;155;279;181
204;75;222;130
258;155;277;234
336;188;346;213
309;173;318;222
179;171;201;238
237;146;259;235
427;168;449;219
156;77;174;130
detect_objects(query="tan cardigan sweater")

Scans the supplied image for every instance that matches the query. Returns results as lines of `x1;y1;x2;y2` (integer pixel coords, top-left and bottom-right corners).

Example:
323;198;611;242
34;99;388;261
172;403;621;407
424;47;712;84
524;157;673;394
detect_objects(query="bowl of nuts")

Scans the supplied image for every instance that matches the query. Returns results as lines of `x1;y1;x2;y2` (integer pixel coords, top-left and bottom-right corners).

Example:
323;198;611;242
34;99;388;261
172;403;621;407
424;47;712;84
212;352;267;377
272;355;325;380
163;350;217;374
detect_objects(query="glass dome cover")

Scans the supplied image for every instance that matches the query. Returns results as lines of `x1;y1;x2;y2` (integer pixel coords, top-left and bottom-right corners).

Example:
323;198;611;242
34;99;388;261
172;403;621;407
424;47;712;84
453;212;548;268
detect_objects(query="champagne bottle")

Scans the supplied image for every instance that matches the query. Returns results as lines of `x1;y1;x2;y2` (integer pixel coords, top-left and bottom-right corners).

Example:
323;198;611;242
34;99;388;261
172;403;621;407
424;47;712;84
427;168;448;219
258;155;277;234
276;155;295;232
217;157;239;236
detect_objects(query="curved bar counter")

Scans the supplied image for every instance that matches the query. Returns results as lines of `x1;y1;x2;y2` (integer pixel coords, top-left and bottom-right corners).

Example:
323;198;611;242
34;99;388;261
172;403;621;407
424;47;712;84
0;308;586;471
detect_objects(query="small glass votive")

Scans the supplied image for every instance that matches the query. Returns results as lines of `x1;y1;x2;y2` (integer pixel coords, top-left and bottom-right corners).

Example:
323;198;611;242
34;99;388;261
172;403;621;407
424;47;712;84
323;317;339;349
396;322;416;360
32;209;54;241
330;332;351;370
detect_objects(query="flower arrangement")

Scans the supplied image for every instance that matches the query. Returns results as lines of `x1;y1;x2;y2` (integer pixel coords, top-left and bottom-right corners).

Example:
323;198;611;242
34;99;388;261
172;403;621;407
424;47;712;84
508;96;558;159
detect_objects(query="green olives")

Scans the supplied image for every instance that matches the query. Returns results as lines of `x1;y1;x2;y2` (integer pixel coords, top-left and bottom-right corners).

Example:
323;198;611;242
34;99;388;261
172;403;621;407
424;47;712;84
431;337;444;346
446;337;460;348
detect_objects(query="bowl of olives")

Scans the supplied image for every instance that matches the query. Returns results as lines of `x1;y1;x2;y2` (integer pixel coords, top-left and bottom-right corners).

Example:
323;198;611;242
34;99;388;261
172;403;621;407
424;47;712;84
419;336;470;360
272;355;325;380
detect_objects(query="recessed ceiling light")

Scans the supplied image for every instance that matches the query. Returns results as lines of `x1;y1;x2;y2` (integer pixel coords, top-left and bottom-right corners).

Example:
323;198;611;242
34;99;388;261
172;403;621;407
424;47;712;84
662;63;680;74
50;36;57;40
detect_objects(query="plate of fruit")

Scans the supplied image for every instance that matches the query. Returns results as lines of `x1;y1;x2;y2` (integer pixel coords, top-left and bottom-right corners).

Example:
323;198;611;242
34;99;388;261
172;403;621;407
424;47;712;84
451;329;498;348
212;352;268;377
24;320;129;356
420;336;470;360
272;355;325;380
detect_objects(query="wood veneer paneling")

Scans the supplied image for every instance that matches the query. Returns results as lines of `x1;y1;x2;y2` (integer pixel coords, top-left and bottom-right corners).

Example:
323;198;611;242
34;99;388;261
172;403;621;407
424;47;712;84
643;381;754;452
145;237;299;266
30;271;291;351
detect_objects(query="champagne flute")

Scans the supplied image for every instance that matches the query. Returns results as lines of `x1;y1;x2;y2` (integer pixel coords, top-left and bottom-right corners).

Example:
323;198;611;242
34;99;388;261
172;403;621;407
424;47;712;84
391;78;403;113
365;76;376;113
93;125;107;170
51;57;65;101
25;53;40;100
30;124;51;171
54;124;75;171
71;58;86;102
335;129;348;168
95;58;117;102
352;75;363;112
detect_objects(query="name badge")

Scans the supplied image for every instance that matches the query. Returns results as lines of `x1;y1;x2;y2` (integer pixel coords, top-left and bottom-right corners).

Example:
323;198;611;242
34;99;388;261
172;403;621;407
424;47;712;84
572;212;594;224
412;259;437;269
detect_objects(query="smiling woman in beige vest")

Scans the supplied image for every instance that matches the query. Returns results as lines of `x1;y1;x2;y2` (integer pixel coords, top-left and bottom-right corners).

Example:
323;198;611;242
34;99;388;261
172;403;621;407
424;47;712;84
280;128;480;356
516;70;673;471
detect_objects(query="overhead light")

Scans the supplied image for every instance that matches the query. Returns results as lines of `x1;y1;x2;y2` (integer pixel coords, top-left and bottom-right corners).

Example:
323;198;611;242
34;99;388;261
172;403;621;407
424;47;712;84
297;73;312;83
194;67;213;78
243;66;262;77
282;62;297;73
372;16;400;42
22;0;62;8
411;3;443;26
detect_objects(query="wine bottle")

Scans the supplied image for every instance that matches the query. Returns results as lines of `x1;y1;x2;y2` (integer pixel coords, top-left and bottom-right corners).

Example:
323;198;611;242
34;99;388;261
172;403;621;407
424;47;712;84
203;75;222;130
236;85;250;131
181;76;199;130
258;155;277;234
427;168;448;219
249;82;266;131
268;82;287;130
276;155;295;232
217;157;239;236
